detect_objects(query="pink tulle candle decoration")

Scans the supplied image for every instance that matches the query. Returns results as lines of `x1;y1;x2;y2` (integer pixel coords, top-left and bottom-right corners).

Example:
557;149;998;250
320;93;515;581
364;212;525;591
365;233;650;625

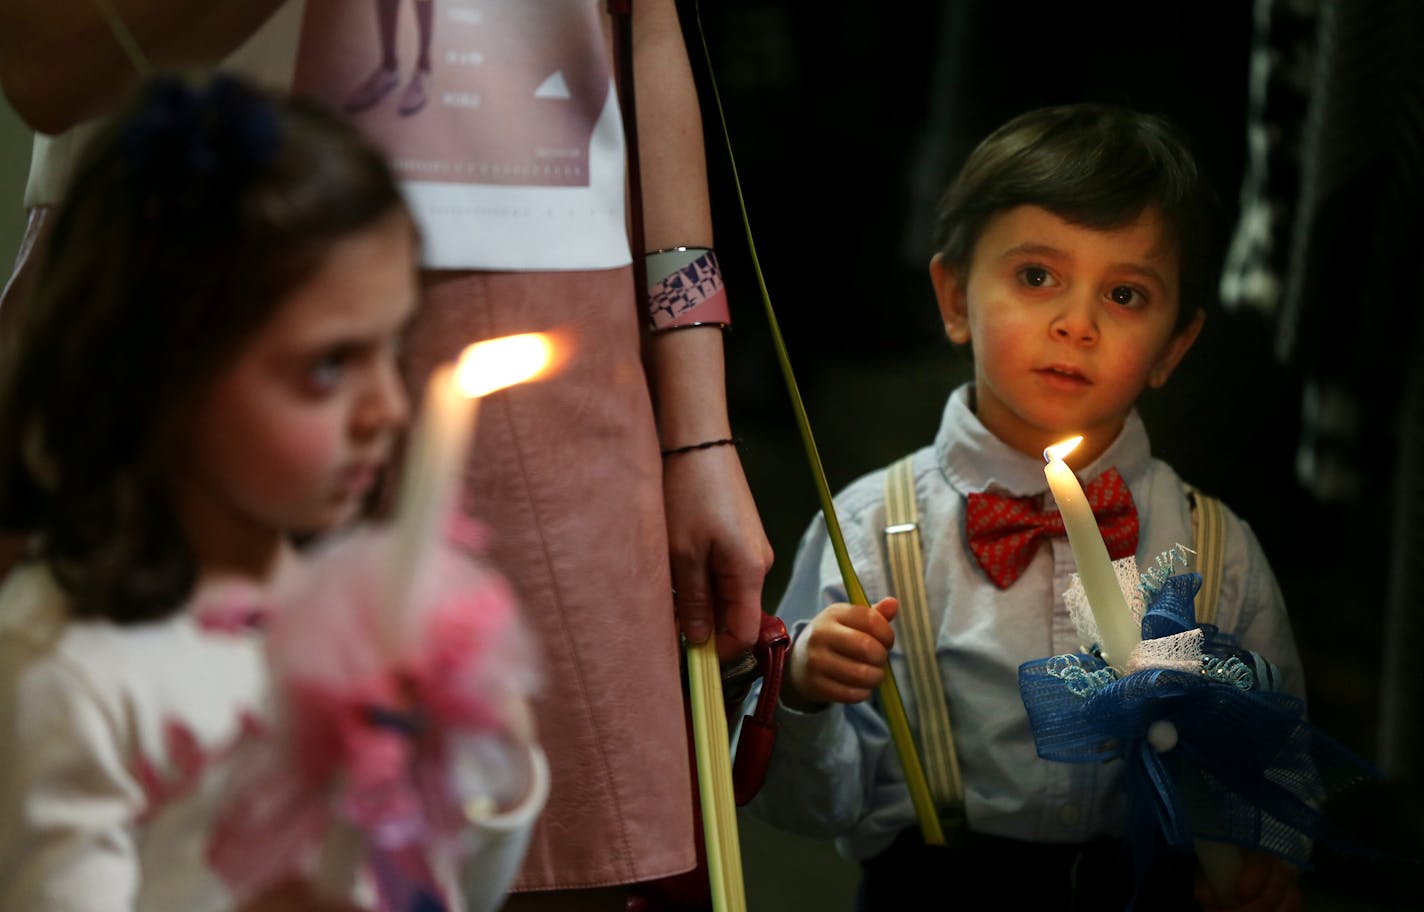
384;333;554;655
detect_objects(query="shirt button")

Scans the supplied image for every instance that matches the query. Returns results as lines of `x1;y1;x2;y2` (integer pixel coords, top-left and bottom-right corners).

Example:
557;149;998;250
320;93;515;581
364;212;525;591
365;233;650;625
1058;803;1081;826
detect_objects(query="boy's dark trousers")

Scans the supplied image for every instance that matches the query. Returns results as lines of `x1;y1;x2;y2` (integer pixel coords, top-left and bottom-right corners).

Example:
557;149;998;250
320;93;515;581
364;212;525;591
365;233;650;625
856;827;1200;911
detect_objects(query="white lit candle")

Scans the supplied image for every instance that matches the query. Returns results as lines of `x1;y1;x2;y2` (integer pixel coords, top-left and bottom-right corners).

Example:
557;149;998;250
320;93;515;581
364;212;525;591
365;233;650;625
1043;440;1242;900
383;332;554;654
1042;436;1139;669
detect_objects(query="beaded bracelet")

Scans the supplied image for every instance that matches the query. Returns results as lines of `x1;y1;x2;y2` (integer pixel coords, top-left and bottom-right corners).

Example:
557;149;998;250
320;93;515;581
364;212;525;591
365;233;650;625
659;436;741;457
645;246;731;331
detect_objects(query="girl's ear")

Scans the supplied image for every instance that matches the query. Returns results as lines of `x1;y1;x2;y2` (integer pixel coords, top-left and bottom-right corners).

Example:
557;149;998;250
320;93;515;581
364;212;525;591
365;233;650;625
1147;307;1205;389
929;253;971;344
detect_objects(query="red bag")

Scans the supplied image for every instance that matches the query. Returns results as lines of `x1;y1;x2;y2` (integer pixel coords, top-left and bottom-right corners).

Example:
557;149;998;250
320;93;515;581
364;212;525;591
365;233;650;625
626;614;791;912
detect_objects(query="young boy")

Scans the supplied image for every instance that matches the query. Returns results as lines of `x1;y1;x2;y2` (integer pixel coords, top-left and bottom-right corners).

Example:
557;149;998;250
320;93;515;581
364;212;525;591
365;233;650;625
744;105;1305;911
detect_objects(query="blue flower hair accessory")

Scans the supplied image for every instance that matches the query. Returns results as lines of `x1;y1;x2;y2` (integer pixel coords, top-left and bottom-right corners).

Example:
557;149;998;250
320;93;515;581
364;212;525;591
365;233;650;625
120;75;280;219
1019;558;1379;900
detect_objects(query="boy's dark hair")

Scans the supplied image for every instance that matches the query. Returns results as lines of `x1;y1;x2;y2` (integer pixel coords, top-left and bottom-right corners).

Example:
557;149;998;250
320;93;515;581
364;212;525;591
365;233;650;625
0;74;410;625
932;103;1220;330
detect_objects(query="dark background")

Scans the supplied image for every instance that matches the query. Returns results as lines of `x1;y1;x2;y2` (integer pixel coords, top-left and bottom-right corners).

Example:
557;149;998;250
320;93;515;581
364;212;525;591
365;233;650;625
0;2;1416;908
683;2;1423;909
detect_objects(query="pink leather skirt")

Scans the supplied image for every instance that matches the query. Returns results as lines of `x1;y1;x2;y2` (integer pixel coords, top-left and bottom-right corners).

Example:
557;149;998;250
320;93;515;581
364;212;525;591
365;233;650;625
409;267;694;890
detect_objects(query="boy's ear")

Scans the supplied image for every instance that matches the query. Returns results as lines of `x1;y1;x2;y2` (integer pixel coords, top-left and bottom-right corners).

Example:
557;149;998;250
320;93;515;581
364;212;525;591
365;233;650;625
929;253;971;344
1147;307;1205;388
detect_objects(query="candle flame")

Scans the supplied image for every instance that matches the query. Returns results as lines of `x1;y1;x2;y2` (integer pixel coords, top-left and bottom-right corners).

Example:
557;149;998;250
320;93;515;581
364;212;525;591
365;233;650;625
1043;435;1083;464
453;333;554;398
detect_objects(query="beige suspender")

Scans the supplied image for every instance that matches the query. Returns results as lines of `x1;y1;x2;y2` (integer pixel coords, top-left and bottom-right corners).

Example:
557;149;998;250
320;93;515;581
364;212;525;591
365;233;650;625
882;461;1227;830
883;456;965;827
1185;485;1225;626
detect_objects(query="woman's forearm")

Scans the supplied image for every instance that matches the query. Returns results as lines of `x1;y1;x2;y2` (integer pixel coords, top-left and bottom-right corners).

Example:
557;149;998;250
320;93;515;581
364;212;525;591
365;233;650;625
630;0;727;427
0;0;287;133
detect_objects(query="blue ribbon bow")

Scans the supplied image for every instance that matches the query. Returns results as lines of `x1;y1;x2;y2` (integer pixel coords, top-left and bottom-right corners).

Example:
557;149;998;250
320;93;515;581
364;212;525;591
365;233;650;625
1019;572;1377;888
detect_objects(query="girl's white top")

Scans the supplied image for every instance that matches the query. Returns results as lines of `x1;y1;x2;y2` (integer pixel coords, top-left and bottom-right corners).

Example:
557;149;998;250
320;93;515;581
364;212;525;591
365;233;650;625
0;562;547;912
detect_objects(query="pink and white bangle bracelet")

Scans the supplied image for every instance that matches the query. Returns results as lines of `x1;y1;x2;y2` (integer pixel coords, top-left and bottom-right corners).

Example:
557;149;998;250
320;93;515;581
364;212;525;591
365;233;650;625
645;246;730;331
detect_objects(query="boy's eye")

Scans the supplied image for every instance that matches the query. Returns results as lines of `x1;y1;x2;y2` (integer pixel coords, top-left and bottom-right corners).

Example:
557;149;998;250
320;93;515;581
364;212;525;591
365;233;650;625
1019;266;1056;288
1107;285;1146;308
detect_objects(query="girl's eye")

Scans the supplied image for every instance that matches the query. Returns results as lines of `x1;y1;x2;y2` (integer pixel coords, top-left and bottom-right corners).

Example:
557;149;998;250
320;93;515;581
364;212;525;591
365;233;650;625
1107;285;1146;308
1019;266;1056;289
304;350;350;395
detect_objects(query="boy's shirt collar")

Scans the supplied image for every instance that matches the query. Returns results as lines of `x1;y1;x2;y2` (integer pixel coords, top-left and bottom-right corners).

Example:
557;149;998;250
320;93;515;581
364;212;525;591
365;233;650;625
933;383;1152;497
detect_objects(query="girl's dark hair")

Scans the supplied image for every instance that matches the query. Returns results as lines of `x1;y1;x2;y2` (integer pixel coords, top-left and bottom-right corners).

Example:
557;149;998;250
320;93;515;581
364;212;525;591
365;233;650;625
932;103;1221;330
0;74;410;624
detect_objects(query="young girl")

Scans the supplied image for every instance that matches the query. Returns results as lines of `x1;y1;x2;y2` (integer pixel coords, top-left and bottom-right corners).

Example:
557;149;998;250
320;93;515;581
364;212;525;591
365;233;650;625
0;75;544;912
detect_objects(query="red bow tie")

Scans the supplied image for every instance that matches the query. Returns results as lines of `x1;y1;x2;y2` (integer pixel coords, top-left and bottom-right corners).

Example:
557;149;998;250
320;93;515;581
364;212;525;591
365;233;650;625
965;467;1139;589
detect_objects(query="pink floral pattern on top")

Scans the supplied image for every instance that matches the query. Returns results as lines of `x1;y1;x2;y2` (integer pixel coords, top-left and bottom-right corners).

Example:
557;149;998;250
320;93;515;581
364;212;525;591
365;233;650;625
132;713;267;826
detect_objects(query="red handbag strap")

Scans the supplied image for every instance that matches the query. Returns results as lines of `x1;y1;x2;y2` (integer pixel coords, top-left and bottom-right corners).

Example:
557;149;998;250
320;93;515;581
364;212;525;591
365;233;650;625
747;614;790;727
731;614;789;805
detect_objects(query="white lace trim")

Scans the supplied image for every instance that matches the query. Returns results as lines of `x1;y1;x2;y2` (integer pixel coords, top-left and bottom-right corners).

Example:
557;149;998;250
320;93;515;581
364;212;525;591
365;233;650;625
1062;545;1196;663
1063;555;1146;656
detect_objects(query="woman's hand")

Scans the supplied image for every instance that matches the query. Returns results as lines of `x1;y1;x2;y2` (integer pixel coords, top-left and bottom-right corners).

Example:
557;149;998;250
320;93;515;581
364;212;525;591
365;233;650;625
661;440;773;660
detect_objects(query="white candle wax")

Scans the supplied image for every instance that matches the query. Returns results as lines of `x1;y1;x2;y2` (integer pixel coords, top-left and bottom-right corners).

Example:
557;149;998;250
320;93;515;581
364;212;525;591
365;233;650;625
383;333;554;656
384;362;478;654
1042;438;1139;669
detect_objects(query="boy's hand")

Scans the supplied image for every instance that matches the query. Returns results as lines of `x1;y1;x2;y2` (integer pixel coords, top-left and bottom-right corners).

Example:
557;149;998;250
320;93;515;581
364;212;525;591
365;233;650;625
783;597;898;711
1193;850;1301;912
